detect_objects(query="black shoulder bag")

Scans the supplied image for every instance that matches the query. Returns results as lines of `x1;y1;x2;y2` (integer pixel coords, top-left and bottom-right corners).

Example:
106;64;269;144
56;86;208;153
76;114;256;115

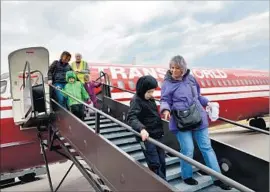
171;82;202;131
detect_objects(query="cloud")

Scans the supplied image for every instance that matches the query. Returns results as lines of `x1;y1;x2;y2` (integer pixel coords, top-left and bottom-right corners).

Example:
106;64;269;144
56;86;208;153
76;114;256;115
1;1;268;74
125;11;269;67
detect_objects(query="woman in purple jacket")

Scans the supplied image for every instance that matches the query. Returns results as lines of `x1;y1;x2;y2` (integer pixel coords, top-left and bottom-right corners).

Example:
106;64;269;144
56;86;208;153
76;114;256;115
160;55;231;190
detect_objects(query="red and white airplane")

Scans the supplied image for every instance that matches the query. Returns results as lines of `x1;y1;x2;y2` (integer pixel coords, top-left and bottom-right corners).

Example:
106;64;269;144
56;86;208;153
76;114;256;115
0;47;269;183
89;63;269;128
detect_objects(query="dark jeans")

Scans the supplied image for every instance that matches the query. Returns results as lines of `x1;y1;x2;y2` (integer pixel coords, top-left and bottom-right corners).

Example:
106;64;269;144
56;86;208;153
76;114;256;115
70;104;85;120
53;82;67;109
140;137;166;180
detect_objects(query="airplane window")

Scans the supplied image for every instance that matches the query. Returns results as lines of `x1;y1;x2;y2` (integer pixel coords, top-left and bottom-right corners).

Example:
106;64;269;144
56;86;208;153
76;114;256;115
255;79;260;84
206;79;211;86
128;80;136;90
217;80;222;86
0;80;7;94
117;81;125;89
211;79;217;86
226;80;231;86
200;80;206;87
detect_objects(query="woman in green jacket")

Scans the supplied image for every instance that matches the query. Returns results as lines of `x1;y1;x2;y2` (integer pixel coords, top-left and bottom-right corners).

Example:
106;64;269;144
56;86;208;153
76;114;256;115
63;71;90;120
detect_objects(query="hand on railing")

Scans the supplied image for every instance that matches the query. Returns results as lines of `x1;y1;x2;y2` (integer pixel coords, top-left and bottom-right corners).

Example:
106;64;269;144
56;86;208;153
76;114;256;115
140;129;149;141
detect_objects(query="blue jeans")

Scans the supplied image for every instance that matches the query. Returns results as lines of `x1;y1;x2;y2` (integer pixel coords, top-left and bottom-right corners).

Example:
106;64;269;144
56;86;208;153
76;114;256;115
140;137;166;181
53;82;67;109
176;128;221;180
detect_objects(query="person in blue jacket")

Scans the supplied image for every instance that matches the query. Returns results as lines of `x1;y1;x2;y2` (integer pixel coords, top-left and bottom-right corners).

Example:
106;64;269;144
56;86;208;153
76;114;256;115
160;55;231;190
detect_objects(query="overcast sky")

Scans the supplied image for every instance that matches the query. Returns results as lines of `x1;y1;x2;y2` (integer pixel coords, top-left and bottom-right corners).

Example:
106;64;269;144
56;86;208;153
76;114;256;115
1;1;269;73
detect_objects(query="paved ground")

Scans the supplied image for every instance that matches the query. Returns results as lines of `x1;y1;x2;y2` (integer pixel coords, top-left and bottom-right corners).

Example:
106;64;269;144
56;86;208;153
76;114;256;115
209;124;269;161
2;161;96;192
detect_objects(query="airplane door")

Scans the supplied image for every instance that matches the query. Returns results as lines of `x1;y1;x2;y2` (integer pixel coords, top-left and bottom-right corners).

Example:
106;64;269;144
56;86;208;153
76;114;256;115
8;47;50;125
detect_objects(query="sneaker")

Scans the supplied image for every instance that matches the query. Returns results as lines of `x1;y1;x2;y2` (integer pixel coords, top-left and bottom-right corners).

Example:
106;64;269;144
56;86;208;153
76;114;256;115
184;177;198;185
214;180;232;190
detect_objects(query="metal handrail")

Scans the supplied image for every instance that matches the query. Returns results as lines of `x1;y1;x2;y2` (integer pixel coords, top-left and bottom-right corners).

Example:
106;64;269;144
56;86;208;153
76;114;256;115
98;82;269;135
49;84;254;192
95;71;106;82
22;61;31;88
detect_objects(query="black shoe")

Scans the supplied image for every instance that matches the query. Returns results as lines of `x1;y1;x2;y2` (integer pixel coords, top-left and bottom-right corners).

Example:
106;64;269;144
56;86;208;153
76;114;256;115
214;180;232;190
184;177;198;185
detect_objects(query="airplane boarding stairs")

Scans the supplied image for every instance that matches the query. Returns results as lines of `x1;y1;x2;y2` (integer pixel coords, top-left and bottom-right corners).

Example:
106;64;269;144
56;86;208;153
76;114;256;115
82;115;239;192
50;111;240;192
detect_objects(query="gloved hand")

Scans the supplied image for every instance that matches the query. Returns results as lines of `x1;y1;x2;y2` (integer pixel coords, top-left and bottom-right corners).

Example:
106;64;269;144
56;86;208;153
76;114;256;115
206;102;220;122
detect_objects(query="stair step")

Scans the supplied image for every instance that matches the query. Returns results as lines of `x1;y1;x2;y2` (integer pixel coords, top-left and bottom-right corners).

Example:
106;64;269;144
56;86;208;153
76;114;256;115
129;151;145;161
102;131;134;140
140;156;180;168
169;173;213;192
110;137;138;146
165;157;179;166
84;118;111;125
99;127;126;134
119;143;142;153
89;122;119;129
197;184;239;192
166;164;199;181
84;116;107;121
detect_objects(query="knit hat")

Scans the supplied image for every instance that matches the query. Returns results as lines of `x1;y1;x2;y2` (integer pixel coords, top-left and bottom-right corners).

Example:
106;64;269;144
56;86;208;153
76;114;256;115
136;75;158;99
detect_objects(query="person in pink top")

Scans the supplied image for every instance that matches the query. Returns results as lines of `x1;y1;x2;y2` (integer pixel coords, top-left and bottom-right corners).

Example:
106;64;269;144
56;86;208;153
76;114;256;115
84;74;102;108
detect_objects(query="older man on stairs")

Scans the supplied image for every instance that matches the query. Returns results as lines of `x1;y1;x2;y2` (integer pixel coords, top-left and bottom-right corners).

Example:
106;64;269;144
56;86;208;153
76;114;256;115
71;53;90;83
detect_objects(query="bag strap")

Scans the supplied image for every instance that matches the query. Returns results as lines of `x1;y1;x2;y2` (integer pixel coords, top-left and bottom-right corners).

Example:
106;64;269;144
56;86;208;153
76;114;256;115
188;82;195;99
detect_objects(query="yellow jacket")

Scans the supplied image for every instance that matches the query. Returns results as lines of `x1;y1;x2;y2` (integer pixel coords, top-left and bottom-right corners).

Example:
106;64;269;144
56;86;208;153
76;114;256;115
71;60;89;83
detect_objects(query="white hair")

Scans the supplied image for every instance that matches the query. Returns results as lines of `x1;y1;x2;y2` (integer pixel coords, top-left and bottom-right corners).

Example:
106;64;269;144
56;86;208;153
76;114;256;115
75;53;82;57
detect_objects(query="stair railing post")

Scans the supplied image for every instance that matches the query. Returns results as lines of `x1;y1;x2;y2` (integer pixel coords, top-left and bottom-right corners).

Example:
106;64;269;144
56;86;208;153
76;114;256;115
95;112;100;134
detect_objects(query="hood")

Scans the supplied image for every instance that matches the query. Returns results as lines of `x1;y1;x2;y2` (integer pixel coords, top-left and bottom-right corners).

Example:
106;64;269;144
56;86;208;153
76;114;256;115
136;75;158;99
66;71;77;82
164;69;190;83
